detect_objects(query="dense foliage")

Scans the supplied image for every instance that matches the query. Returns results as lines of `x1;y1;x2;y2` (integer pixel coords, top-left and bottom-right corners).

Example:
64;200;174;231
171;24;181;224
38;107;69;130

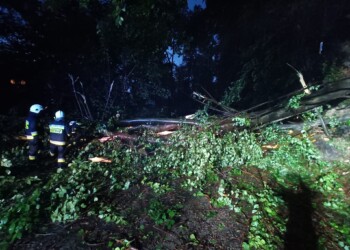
1;114;349;249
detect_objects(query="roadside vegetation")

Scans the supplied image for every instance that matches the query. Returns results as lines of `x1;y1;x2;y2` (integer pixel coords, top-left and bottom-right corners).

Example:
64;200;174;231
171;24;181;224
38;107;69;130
1;110;349;249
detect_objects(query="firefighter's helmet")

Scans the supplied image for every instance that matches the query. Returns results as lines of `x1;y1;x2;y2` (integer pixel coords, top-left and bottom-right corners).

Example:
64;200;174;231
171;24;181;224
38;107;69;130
29;104;43;114
55;110;64;120
69;120;76;126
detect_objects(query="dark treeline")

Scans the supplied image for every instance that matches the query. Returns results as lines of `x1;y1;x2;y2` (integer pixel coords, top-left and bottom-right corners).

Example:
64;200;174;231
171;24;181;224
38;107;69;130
1;0;350;117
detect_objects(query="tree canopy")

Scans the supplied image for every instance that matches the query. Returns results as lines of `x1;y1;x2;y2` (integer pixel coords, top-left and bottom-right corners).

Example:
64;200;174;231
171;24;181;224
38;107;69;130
1;0;350;116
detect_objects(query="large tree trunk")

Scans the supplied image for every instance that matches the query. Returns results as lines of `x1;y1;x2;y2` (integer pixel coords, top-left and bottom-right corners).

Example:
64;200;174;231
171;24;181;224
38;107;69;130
109;78;350;137
219;78;350;132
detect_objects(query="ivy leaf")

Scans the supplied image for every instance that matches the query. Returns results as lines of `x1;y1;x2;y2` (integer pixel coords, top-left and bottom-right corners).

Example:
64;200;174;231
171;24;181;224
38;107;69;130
242;242;250;250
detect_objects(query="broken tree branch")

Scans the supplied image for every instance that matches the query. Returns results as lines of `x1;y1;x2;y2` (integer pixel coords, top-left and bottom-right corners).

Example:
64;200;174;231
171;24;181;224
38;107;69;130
69;74;84;119
287;63;330;136
115;118;200;127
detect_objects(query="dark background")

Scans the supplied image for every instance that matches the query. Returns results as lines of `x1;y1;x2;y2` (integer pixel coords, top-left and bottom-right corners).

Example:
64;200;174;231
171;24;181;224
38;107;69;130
1;0;350;118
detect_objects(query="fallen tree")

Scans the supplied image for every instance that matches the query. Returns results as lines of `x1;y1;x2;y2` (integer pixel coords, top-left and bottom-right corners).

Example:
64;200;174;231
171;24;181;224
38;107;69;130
3;81;350;250
257;79;350;123
106;78;350;139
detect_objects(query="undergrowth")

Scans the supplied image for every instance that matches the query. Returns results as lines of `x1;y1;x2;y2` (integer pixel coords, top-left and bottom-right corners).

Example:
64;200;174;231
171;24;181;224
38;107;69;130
0;121;349;249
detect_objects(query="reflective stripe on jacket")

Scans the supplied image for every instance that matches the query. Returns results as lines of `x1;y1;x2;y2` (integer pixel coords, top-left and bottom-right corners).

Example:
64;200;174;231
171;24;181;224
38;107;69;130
49;120;69;144
25;112;39;140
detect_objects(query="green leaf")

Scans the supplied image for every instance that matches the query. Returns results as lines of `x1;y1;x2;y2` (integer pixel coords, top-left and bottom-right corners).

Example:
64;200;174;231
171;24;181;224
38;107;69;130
190;234;196;241
242;242;250;250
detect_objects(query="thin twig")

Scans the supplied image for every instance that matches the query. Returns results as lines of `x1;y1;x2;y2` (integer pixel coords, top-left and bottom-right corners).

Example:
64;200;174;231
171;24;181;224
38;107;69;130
35;233;56;236
68;74;84;119
101;80;115;120
79;81;93;120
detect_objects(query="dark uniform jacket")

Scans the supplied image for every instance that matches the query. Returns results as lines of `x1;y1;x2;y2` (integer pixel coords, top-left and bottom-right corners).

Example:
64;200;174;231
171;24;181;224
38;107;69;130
49;120;70;146
25;112;39;139
69;121;78;135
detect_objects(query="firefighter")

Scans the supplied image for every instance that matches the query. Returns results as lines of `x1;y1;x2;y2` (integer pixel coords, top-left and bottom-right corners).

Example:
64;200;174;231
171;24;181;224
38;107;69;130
25;104;44;161
49;110;70;168
68;120;79;143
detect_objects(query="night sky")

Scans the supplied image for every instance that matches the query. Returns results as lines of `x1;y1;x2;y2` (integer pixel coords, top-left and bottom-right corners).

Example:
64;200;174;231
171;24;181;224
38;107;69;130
187;0;206;10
